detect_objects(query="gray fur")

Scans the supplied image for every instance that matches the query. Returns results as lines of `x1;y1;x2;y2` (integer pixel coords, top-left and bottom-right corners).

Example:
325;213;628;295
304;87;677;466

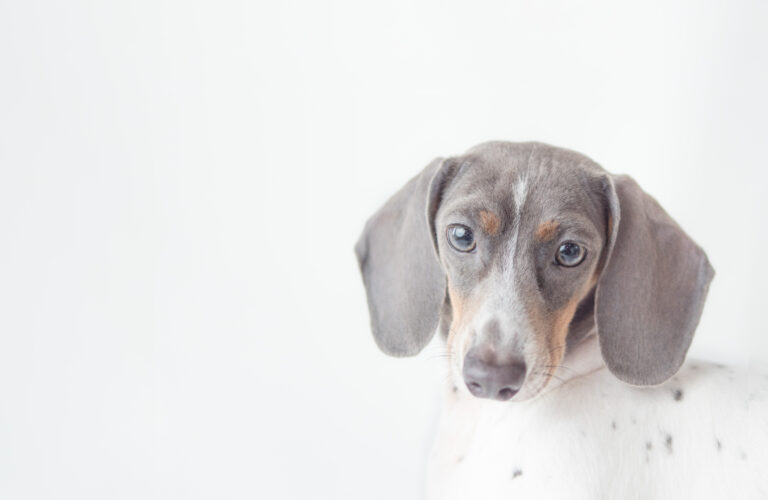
354;158;458;355
596;175;715;385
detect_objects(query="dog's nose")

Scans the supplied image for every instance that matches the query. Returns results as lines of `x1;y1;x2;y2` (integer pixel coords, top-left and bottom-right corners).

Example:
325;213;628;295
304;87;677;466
462;349;526;401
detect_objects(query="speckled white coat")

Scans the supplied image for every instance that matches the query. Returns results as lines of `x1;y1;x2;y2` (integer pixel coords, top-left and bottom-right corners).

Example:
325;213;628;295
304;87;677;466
426;335;768;500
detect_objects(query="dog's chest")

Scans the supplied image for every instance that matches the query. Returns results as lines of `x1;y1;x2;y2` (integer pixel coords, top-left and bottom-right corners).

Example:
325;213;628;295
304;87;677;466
425;363;768;500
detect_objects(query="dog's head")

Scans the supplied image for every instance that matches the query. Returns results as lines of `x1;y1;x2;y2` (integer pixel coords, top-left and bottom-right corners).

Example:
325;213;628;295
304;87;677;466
355;142;714;401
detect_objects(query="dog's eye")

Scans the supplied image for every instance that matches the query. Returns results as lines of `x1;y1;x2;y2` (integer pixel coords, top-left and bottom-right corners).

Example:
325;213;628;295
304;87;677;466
446;224;476;252
555;242;586;267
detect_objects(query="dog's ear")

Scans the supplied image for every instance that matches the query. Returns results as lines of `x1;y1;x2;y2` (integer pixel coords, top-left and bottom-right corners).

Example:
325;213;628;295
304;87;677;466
595;175;714;385
355;158;460;356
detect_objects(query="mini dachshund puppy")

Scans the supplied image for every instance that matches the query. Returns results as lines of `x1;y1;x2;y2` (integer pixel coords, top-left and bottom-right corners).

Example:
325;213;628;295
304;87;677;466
355;142;768;500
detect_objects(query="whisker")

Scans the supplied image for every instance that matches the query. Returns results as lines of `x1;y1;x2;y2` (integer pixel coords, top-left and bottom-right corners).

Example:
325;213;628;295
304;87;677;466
543;364;577;373
530;370;566;383
547;344;567;354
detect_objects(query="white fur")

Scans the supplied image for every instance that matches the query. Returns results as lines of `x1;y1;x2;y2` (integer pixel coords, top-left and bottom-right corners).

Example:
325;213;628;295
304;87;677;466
513;176;528;215
426;334;768;499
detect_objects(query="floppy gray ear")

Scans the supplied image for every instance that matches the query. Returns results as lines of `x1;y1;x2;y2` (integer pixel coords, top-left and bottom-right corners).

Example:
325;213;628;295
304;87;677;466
355;158;458;356
596;175;715;386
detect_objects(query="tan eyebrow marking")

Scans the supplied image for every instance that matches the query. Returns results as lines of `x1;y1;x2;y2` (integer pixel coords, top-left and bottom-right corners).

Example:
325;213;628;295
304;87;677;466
479;210;500;236
535;220;560;242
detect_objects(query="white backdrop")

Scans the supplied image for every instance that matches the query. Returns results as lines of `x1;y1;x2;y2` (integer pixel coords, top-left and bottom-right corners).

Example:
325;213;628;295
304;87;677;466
1;1;767;499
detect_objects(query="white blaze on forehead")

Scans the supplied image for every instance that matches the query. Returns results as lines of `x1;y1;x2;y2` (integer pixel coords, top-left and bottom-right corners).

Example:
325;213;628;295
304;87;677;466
502;175;528;283
513;175;528;215
503;174;530;278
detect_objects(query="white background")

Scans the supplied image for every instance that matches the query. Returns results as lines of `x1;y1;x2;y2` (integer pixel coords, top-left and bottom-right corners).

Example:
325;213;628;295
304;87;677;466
1;1;767;499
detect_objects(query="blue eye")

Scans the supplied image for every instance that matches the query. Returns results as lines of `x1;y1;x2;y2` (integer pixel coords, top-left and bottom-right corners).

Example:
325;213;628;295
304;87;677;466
555;242;586;267
447;224;476;252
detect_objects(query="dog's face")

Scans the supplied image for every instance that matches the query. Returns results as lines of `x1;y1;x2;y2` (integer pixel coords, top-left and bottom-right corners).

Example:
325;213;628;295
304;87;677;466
356;142;713;401
435;147;608;400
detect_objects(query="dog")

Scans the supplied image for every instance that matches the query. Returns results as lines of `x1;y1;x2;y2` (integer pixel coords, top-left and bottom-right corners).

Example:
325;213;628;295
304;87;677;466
355;142;768;499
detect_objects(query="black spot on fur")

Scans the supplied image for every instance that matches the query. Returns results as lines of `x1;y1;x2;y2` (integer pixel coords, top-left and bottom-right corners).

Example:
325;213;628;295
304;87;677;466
611;421;617;430
715;439;722;452
646;441;653;451
665;434;673;453
452;386;458;393
672;389;683;401
512;468;523;479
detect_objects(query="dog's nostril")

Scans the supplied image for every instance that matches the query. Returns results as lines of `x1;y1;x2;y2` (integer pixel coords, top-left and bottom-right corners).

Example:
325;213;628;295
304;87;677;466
497;388;517;401
467;381;483;394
